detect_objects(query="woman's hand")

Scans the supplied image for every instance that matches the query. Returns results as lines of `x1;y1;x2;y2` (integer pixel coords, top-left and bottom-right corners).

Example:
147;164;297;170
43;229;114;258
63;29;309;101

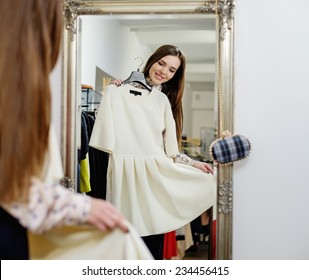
87;198;129;233
193;161;214;174
112;79;123;86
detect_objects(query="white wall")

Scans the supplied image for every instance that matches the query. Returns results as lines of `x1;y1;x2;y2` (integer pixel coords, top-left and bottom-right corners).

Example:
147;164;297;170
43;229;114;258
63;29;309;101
80;16;151;88
51;0;309;259
233;0;309;259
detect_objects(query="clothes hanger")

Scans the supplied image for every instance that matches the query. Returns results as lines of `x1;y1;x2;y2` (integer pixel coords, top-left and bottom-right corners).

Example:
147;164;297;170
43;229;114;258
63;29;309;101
123;57;152;91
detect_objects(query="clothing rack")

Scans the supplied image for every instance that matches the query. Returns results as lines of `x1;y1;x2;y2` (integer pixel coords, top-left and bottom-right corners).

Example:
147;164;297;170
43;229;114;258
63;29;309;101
81;85;102;113
79;109;108;200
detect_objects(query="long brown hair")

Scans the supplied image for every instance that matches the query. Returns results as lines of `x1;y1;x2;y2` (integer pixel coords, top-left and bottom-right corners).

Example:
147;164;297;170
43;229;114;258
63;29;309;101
0;0;63;203
143;45;186;147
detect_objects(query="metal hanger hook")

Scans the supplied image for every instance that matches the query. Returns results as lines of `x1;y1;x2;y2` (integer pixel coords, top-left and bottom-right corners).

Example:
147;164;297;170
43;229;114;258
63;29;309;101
135;57;144;71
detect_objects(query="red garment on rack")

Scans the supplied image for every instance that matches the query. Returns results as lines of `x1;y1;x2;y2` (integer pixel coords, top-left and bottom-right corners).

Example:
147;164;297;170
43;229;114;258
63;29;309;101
163;231;177;259
211;220;216;259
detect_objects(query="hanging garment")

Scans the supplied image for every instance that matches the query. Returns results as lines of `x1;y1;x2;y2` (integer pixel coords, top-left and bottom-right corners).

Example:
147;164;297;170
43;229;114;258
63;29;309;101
90;84;216;236
78;112;91;193
83;111;109;199
163;231;178;259
80;155;91;193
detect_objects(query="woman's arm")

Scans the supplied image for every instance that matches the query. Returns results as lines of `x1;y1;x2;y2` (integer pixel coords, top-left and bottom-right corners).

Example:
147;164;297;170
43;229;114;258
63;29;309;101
174;153;214;174
1;178;128;233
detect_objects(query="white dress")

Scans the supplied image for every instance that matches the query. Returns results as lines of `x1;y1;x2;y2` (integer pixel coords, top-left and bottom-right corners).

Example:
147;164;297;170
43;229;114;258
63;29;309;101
90;84;216;236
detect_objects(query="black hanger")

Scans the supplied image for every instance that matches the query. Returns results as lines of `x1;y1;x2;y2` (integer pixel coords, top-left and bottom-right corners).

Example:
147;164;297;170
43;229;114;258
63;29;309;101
123;57;152;91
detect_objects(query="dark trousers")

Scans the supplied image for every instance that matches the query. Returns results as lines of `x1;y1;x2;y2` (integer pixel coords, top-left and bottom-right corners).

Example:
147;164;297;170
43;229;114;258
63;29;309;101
0;207;29;260
142;233;165;260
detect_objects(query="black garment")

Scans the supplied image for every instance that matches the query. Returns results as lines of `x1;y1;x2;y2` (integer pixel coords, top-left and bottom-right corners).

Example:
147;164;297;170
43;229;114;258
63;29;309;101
142;234;165;260
79;112;90;161
0;207;29;260
83;111;109;199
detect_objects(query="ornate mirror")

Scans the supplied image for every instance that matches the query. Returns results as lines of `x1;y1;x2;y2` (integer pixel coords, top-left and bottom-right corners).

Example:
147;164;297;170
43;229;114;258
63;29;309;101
61;0;235;260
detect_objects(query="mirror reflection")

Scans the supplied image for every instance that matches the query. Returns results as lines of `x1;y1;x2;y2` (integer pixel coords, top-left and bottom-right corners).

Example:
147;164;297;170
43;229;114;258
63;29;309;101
77;14;217;260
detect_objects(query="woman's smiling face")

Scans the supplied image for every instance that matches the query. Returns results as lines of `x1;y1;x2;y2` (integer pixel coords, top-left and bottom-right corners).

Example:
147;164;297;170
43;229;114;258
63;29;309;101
148;55;181;85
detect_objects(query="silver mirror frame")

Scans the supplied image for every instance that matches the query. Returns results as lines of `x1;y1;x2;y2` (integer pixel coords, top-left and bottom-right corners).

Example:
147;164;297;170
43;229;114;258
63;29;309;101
61;0;235;260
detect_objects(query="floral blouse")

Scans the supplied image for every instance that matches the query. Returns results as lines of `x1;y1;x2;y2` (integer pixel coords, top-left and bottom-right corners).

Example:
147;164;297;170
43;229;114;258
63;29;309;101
1;178;91;233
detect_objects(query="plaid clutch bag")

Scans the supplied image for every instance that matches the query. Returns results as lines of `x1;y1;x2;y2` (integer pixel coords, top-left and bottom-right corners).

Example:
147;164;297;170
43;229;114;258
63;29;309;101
209;131;251;165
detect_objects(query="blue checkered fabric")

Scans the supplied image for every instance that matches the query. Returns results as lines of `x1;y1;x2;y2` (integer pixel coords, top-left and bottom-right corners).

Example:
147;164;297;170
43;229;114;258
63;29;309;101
210;135;251;164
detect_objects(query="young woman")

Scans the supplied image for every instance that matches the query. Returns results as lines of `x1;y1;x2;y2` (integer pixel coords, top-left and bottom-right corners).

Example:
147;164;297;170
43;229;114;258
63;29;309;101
90;44;216;259
0;0;128;260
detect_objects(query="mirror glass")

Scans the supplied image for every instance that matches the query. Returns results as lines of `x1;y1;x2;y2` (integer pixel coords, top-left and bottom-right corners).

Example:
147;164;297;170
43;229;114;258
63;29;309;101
77;14;217;259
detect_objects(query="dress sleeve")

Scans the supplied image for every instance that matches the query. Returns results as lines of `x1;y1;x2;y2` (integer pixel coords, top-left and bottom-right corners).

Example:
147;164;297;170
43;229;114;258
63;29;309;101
89;85;115;153
1;178;91;234
163;99;179;157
